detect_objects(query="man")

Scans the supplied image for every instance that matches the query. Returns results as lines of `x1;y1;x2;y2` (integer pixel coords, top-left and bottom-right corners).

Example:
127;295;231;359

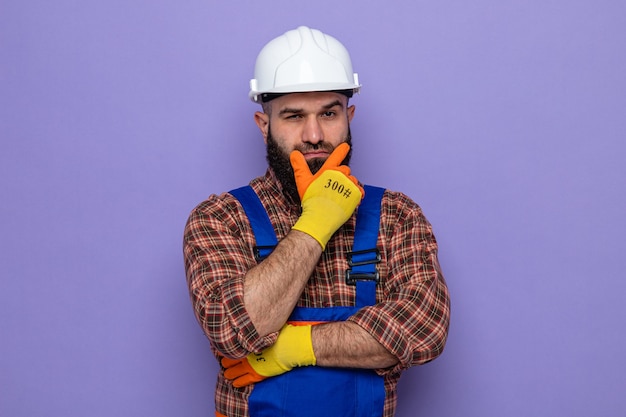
184;26;450;417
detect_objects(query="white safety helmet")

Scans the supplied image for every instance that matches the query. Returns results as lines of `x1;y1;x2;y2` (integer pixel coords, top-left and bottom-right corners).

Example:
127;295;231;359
249;26;361;103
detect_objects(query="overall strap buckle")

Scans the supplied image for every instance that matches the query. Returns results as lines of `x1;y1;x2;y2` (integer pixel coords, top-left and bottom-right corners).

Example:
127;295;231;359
345;248;381;285
254;245;275;262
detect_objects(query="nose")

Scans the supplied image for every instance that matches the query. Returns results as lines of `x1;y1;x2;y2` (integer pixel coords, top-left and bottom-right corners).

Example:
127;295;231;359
302;116;323;144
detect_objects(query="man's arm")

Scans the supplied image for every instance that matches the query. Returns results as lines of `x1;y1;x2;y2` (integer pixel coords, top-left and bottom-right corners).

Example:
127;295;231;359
184;144;363;360
344;192;451;371
312;321;398;369
244;143;363;337
243;229;321;337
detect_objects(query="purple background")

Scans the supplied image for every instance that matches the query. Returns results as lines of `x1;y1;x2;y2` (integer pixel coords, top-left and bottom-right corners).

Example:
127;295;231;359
2;1;625;416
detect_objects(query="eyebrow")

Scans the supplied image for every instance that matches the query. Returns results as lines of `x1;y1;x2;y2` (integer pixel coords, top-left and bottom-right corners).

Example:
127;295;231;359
278;100;344;117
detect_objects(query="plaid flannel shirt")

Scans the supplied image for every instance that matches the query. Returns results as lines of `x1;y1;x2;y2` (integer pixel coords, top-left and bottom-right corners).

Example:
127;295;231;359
183;169;450;417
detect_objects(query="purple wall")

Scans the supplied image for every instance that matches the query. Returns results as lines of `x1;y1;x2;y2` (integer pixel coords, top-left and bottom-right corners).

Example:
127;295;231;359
2;1;625;416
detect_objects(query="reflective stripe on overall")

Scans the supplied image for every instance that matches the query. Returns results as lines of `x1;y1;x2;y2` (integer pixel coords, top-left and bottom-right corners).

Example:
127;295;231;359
229;185;386;417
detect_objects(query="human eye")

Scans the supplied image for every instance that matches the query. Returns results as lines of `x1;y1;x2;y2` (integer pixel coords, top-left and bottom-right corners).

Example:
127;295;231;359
283;112;303;120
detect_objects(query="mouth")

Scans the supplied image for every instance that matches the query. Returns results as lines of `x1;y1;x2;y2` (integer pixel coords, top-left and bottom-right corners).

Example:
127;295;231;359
302;151;329;160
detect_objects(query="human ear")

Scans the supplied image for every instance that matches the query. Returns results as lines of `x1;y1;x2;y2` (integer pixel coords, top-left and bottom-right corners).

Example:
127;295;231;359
347;104;356;123
254;111;270;144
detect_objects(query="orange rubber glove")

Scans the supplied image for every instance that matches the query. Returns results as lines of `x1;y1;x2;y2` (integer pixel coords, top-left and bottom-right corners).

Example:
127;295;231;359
221;324;316;388
290;143;364;249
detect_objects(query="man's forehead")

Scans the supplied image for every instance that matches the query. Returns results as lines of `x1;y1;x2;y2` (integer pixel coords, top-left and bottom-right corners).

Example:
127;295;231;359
270;91;348;111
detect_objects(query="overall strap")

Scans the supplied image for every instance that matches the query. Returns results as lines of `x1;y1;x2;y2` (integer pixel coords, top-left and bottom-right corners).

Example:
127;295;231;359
347;185;385;307
229;186;278;262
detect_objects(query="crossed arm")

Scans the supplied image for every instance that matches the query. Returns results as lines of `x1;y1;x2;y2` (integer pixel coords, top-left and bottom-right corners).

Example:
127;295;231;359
243;228;398;369
185;146;449;377
185;195;449;381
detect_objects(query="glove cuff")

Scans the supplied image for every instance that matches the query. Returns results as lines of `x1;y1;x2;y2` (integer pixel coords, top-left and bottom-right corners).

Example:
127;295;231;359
292;218;328;250
282;324;317;367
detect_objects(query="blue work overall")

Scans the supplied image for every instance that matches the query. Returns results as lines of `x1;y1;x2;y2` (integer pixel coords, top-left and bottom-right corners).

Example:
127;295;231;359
229;185;386;417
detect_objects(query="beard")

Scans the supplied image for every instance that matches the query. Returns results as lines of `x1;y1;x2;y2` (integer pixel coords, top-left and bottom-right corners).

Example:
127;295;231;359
266;126;353;204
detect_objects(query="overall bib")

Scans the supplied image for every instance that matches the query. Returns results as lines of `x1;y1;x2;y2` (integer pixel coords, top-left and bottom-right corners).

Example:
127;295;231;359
229;185;386;417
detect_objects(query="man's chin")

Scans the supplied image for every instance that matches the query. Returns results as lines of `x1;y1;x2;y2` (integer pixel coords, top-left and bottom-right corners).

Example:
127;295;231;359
307;158;326;175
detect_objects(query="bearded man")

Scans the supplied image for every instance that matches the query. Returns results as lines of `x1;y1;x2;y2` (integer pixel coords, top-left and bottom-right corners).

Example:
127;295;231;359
183;26;450;417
